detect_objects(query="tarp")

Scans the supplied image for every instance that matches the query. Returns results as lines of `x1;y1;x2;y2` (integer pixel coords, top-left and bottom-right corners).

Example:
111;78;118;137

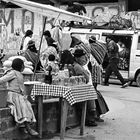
2;0;91;22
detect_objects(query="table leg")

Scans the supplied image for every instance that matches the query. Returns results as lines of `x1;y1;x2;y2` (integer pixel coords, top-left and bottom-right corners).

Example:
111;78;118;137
60;98;68;140
80;101;87;135
37;95;43;138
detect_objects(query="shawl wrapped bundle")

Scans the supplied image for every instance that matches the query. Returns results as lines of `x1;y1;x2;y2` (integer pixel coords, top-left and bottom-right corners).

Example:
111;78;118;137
90;41;107;65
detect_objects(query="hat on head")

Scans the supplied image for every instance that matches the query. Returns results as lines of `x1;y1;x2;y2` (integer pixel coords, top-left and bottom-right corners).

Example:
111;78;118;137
73;49;86;57
89;36;96;43
27;40;35;47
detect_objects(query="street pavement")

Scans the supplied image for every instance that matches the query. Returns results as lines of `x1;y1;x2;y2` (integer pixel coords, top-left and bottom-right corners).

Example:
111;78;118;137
17;81;140;140
50;81;140;140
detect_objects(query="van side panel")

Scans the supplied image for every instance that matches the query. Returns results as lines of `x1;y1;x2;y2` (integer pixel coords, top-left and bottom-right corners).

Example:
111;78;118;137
130;33;140;80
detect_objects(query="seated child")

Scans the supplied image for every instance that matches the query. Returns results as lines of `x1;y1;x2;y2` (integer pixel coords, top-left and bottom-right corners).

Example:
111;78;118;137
44;54;59;78
0;58;38;136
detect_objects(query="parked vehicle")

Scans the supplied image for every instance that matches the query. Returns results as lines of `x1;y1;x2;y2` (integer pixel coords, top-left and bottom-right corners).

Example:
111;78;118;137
63;27;140;87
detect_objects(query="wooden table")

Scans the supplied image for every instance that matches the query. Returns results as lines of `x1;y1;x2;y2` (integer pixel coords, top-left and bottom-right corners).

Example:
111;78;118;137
31;83;97;140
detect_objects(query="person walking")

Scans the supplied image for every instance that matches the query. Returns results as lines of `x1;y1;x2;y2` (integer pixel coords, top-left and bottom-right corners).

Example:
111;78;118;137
104;36;130;88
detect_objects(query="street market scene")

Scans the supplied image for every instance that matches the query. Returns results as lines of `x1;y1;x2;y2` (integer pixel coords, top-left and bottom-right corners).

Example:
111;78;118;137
0;0;140;140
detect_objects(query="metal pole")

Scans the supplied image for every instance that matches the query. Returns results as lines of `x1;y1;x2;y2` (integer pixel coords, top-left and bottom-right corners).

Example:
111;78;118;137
33;17;47;80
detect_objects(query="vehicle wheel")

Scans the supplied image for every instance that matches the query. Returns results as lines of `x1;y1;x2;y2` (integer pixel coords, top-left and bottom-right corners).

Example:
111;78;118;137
136;73;140;87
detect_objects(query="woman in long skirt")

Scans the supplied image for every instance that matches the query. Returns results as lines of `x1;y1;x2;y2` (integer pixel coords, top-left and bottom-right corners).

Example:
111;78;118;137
89;36;109;121
0;58;38;136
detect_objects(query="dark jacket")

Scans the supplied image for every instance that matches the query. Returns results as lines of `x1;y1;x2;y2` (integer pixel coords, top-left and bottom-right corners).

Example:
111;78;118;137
107;40;119;63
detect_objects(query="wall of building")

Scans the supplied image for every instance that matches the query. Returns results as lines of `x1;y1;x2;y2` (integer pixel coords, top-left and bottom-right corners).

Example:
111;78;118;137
0;2;129;55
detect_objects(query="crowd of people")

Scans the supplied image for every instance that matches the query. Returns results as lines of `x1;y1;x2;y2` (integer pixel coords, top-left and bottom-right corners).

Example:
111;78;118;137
0;27;131;137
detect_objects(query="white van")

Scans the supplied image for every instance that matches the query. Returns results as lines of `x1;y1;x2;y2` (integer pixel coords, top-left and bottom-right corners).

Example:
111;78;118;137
63;27;140;87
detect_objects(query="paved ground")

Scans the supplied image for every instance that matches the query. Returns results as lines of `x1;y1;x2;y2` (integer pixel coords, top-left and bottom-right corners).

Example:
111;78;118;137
50;81;140;140
15;81;140;140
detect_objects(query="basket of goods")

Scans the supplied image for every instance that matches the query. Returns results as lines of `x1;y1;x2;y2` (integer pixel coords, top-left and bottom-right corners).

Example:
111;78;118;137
3;55;34;82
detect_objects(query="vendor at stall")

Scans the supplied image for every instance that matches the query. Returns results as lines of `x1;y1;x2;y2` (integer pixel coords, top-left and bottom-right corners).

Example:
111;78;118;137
60;49;97;126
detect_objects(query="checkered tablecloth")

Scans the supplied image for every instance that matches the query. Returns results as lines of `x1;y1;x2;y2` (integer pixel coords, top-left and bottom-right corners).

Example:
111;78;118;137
31;83;97;105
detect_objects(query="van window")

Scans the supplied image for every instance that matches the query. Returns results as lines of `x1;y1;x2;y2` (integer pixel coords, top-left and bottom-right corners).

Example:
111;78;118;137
101;34;132;71
137;36;140;50
71;33;100;44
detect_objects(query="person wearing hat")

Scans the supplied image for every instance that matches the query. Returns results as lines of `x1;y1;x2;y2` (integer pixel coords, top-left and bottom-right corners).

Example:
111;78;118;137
20;30;33;51
88;36;109;123
73;49;90;83
43;30;55;46
88;35;106;90
73;49;98;126
23;40;43;71
89;35;96;44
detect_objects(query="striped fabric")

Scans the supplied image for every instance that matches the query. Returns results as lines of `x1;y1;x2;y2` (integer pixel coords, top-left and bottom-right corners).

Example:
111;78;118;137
75;42;90;53
90;42;107;65
74;42;91;58
91;64;102;84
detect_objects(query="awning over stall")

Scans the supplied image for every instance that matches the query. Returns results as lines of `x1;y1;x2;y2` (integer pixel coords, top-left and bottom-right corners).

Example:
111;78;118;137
2;0;91;22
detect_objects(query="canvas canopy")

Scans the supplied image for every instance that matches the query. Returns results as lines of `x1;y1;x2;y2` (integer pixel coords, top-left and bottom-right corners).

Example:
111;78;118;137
2;0;91;22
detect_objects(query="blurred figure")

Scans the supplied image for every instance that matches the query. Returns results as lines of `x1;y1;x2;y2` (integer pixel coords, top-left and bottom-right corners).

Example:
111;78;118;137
66;2;87;26
0;49;5;67
117;39;124;52
43;30;55;46
44;54;59;77
23;40;43;71
51;25;62;52
20;30;33;51
66;2;87;15
41;43;59;68
117;39;130;70
104;36;130;88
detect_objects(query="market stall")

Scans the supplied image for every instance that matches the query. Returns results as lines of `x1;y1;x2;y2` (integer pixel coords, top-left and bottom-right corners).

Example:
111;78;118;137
1;0;94;139
27;82;97;139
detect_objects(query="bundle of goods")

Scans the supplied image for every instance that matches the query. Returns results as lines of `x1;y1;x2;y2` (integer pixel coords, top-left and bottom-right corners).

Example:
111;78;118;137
109;15;132;29
90;41;107;65
3;55;34;81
